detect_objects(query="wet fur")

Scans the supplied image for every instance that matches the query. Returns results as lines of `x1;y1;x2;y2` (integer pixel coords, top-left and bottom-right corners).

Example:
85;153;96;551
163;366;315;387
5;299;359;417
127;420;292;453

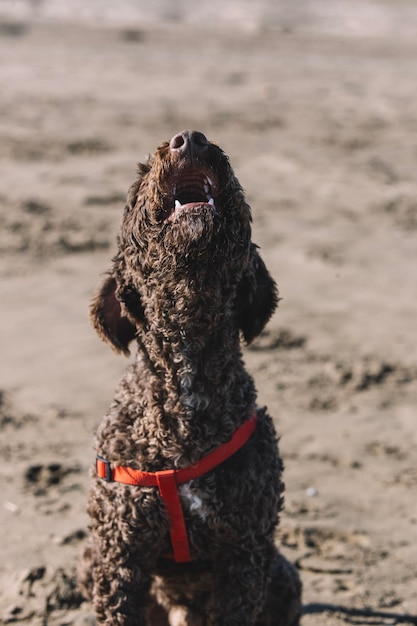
78;134;302;625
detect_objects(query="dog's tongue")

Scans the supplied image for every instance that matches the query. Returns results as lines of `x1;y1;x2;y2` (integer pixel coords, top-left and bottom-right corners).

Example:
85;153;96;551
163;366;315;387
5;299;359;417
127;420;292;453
167;200;214;222
175;199;215;211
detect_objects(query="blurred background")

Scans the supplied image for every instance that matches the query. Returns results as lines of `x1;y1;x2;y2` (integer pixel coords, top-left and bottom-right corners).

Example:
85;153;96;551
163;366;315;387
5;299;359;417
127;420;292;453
2;0;417;36
0;1;416;624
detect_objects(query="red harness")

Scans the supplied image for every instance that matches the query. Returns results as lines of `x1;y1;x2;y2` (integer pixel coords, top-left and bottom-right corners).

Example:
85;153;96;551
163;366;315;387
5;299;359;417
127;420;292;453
96;412;257;563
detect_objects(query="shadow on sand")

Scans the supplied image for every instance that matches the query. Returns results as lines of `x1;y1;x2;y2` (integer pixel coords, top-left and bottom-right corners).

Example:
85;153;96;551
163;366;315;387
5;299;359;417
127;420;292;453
303;603;417;625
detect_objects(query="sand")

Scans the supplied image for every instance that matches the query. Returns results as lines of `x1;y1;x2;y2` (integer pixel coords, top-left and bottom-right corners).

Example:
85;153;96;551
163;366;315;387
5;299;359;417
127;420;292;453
0;1;416;624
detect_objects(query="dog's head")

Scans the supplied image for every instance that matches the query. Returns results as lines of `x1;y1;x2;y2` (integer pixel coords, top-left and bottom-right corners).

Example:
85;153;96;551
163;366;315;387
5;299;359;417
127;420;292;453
91;131;278;354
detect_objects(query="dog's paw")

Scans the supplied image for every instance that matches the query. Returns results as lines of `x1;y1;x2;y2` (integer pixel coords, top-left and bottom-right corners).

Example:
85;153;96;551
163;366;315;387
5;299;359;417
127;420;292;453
168;605;203;626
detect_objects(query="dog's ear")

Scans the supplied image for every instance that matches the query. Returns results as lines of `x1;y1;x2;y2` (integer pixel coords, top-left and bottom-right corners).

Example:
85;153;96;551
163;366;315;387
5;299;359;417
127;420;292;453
90;274;138;356
237;244;279;344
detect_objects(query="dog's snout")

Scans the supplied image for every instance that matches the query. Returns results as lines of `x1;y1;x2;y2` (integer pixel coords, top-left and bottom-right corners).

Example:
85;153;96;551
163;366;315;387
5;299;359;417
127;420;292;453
169;130;208;159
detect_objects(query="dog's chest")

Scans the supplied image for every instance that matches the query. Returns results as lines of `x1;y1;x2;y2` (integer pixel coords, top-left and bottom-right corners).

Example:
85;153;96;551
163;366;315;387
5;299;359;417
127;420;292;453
178;482;209;521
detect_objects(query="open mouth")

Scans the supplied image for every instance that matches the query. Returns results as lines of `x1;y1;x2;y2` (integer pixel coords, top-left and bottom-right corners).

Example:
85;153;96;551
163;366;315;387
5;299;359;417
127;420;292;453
164;168;216;222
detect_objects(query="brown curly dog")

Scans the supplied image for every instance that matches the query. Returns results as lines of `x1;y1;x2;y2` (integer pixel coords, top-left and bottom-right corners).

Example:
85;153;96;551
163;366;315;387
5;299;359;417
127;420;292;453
78;130;302;626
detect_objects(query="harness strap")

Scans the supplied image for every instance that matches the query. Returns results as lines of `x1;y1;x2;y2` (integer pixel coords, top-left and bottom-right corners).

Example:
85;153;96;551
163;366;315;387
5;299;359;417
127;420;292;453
96;411;257;563
156;470;191;562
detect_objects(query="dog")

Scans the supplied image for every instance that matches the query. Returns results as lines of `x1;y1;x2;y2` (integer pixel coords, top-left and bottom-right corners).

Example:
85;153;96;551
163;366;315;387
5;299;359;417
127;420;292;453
78;130;302;625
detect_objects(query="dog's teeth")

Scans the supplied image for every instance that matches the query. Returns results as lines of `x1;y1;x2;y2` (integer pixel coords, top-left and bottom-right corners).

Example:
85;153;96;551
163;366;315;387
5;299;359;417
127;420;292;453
208;197;215;206
175;200;182;209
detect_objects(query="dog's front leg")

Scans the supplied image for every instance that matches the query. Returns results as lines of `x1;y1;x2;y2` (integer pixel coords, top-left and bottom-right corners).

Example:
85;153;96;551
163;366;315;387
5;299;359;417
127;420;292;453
206;545;273;626
90;548;151;626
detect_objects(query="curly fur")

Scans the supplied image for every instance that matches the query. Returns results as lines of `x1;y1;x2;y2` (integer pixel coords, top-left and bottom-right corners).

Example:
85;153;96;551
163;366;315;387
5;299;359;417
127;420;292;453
78;131;302;625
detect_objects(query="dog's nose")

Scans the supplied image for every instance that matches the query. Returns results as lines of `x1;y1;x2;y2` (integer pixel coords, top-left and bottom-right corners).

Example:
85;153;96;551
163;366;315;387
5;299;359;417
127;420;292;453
169;130;208;159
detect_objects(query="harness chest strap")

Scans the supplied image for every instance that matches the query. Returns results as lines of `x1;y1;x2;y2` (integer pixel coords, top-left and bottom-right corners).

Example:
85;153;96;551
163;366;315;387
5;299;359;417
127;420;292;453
96;412;258;563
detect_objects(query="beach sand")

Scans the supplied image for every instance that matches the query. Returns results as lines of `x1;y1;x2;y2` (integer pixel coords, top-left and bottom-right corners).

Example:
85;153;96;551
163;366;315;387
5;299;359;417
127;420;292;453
0;2;416;623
